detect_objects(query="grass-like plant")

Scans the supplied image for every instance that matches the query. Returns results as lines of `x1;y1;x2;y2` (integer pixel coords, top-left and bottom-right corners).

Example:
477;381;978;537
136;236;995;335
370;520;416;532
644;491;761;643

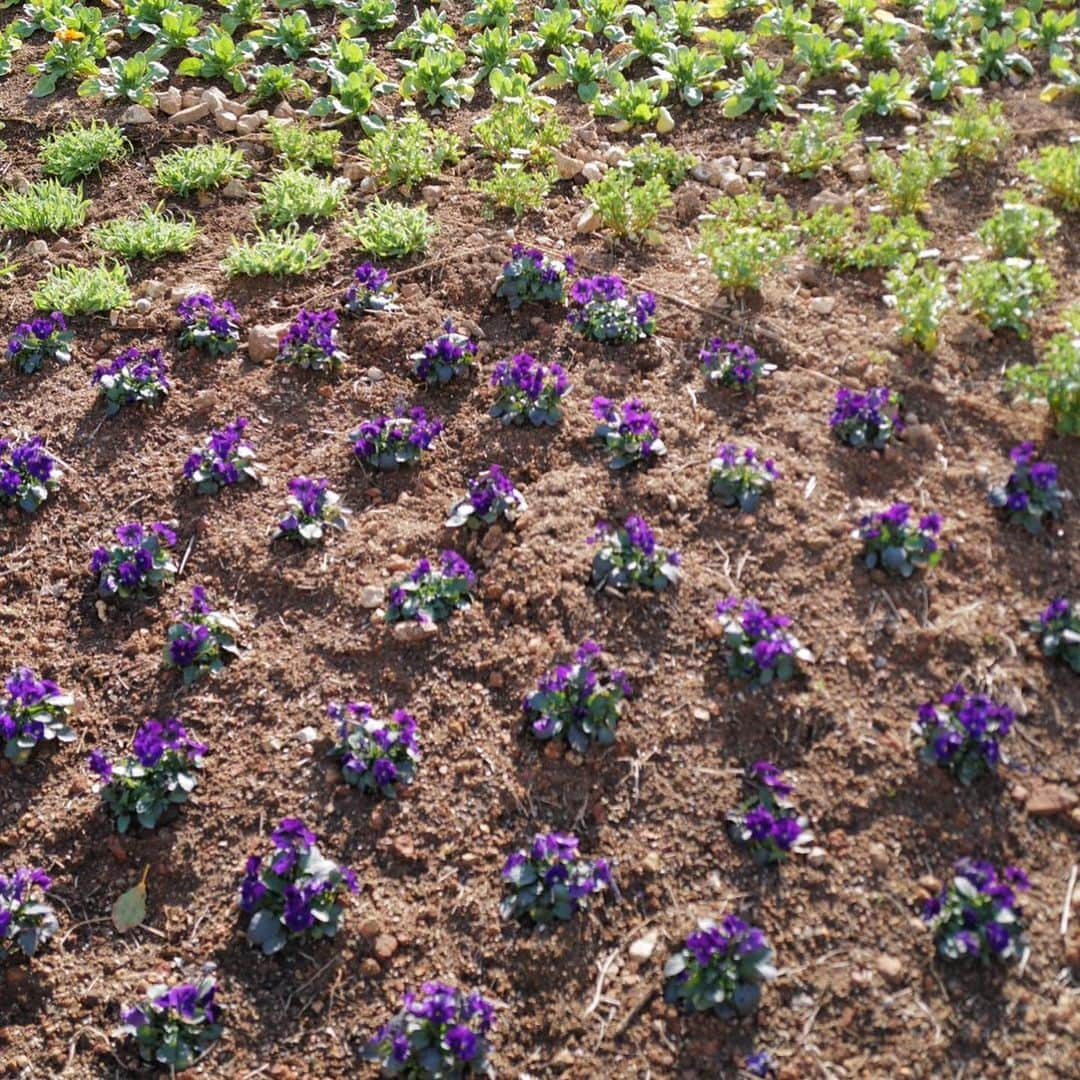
153;143;250;197
343;198;436;258
91;205;198;260
0;179;89;234
472;163;553;217
40;120;129;184
221;225;330;277
33;261;131;313
257;168;348;227
265;118;340;169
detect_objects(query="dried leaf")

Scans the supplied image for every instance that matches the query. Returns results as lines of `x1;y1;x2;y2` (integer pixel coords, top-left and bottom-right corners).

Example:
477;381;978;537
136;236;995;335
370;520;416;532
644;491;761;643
112;865;149;932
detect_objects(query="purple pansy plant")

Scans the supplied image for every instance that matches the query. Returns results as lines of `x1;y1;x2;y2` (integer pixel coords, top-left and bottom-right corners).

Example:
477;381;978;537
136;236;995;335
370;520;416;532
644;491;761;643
854;502;942;577
912;686;1015;785
496;245;574;309
726;761;813;865
445;465;527;529
490;352;570;426
588;515;680;593
0;866;58;959
118;978;222;1070
567;274;656;344
183;417;258;494
176;294;241;357
385;551;475;626
1;666;74;766
829;386;903;449
715;597;813;688
988;442;1064;533
6;311;72;374
350;407;444;470
591;397;666;469
92;347;169;415
700;339;775;390
277;309;347;373
0;436;62;514
163;586;241;686
328;701;420;797
708;444;779;513
91;521;178;602
501;832;612;924
409;320;478;386
273;477;349;544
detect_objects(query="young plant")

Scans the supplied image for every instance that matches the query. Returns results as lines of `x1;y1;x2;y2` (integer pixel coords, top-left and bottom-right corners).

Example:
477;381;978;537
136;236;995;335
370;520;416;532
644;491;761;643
708;445;779;512
591;397;666;469
350;407;444;470
696;215;795;292
869;144;953;215
343;262;399;315
1;667;74;766
266;118;339;170
726;762;812;865
700;338;775;391
0;436;61;514
399;45;474;108
154;144;250;197
473;162;554;218
92;205;198;261
28;28;104;99
357;115;461;190
0;867;58;959
410;320;479;386
501;833;611;924
1019;144;1080;211
0;179;89;234
446;465;527;529
222;226;330;278
6;311;72;374
184;418;257;495
77;49;169;105
584;168;672;243
977;202;1060;259
1028;597;1080;673
1006;309;1080;436
344;198;437;259
912;686;1014;785
567;275;656;344
988;442;1064;533
385;551;475;626
626;137;695;186
715;597;813;688
92;347;169;415
804;209;929;272
90;521;177;602
273;477;349;545
717;57;797;117
118;979;222;1072
33;261;130;315
328;701;420;797
495;246;574;309
163;587;241;686
489;353;570;426
176;26;260;92
957;258;1054;339
277;309;346;374
884;256;952;352
40;119;128;183
931;95;1011;164
759;103;857;178
830;386;903;449
845;68;918;122
257;168;347;227
588;515;680;593
854;503;943;577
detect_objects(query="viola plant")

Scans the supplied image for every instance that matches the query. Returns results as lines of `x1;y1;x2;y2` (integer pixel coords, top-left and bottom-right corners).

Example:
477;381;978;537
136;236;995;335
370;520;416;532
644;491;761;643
988;442;1064;533
328;701;420;797
708;445;778;513
409;319;479;386
912;686;1015;785
118;978;222;1072
273;476;349;545
239;818;358;956
496;245;574;309
92;347;169;415
89;717;207;833
350;407;444;470
830;386;903;450
1;666;74;766
163;587;241;686
385;551;475;626
588;515;681;593
700;339;775;391
726;762;812;866
445;465;527;529
0;436;62;514
923;860;1030;964
6;311;72;373
277;308;346;373
176;294;241;357
663;914;777;1018
715;598;813;689
524;639;631;752
854;503;943;578
489;352;569;426
0;866;58;960
343;262;399;315
90;521;177;602
500;832;611;925
567;274;656;344
591;397;666;470
364;983;496;1079
1028;597;1080;674
183;418;258;494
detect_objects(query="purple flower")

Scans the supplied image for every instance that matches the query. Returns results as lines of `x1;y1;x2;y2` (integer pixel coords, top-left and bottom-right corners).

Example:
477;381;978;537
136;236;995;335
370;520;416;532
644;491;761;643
445;1024;477;1062
88;749;112;783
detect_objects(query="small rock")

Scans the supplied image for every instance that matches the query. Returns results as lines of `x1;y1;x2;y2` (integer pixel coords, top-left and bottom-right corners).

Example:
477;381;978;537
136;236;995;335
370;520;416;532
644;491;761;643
215;111;238;133
868;843;890;872
120;104;155;125
421;185;443;206
1026;784;1078;817
366;366;385;382
629;930;658;960
641;851;662;874
553;149;584;180
359;176;377;195
359;585;384;609
575;206;601;234
581;160;605;183
235;111;266;136
157;87;182;115
843;160;870;183
876;954;904;985
201;87;228;111
221;179;248;199
170;281;213;303
807;846;827;867
25;239;49;258
808;189;852;214
296;727;318;745
247;323;288;363
811;296;837;315
193;389;217;413
134;297;151;315
171;102;210;125
796;262;823;287
391;621;438;643
272;101;296;120
342;161;367;182
905;423;937;453
360;957;380;977
722;172;748;196
374;934;398;961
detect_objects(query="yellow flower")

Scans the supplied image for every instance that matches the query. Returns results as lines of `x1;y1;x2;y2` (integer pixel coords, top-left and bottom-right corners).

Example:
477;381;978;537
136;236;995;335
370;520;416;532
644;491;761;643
55;28;86;42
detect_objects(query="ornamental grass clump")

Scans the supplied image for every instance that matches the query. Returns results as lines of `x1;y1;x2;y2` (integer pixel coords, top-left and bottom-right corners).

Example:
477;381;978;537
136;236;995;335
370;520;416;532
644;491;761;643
0;867;58;960
328;701;420;797
591;397;665;469
343;262;399;315
855;503;942;577
0;436;61;514
664;915;777;1018
183;418;258;494
700;339;775;391
489;353;569;426
1028;597;1080;673
163;587;241;686
118;978;222;1072
988;442;1064;533
567;274;656;344
715;598;813;688
410;320;478;386
176;294;241;357
923;860;1029;964
1;666;74;766
524;640;631;751
273;476;349;545
726;762;812;865
501;832;611;925
277;309;346;373
6;311;72;373
364;983;496;1078
386;551;475;625
446;465;527;529
708;445;778;512
90;521;177;602
92;347;169;414
912;686;1015;785
588;516;680;593
239;818;358;956
350;407;444;470
496;245;574;309
830;386;903;449
89;717;206;833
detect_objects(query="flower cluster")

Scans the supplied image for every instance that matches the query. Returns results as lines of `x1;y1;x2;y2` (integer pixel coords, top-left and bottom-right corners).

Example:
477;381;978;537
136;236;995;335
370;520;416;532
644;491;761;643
912;686;1015;785
92;347;169;415
328;701;420;797
1;666;75;766
855;503;942;578
708;445;779;513
496;245;574;309
588;516;680;593
273;477;349;545
183;418;258;494
1028;597;1080;673
350;407;444;470
163;586;241;686
0;436;61;514
0;866;58;960
89;717;207;833
364;983;496;1079
524;640;631;752
591;397;666;470
176;294;241;357
239;818;358;956
119;978;222;1072
489;352;569;426
445;465;527;529
386;551;475;625
277;309;346;373
409;320;479;386
700;339;775;390
923;860;1030;964
988;442;1064;533
663;914;777;1018
567;275;656;344
726;762;812;865
501;833;611;925
90;521;178;602
829;386;903;449
343;262;398;315
6;312;72;374
715;598;813;689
